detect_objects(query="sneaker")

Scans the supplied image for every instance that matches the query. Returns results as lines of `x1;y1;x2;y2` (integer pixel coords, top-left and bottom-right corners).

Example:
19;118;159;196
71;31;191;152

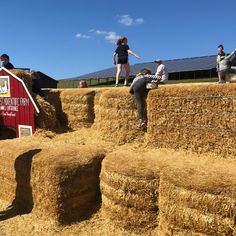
115;84;118;87
218;80;226;84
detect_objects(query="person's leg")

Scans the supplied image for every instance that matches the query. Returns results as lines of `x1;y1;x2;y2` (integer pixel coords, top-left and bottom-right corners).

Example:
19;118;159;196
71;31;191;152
134;91;143;123
124;64;130;86
116;64;122;86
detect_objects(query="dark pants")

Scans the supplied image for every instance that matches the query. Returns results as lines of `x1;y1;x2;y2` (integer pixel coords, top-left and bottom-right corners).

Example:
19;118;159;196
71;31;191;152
133;78;148;122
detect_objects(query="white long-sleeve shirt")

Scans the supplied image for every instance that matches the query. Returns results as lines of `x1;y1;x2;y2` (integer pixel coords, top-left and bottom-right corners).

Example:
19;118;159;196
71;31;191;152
155;64;168;83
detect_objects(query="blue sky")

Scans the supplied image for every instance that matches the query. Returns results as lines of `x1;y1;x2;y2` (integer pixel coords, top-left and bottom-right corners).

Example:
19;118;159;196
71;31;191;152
1;0;236;80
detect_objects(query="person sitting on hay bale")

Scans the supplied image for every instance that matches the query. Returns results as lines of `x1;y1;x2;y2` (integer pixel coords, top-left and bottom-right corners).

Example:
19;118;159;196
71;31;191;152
31;71;45;97
1;54;14;70
130;68;159;130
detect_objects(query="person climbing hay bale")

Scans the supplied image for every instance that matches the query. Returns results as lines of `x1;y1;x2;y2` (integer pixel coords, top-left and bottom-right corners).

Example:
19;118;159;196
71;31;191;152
100;150;160;233
158;154;236;235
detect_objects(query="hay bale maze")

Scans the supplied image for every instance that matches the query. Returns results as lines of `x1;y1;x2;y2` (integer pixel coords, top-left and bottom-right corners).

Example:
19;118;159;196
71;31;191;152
93;88;142;144
158;155;236;235
100;150;160;233
147;83;236;157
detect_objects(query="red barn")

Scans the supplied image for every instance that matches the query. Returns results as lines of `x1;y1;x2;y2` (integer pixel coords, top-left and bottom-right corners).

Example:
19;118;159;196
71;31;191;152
0;67;39;137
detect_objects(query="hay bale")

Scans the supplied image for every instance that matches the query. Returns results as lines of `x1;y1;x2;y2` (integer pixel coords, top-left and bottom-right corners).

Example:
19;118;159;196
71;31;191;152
46;89;68;129
11;69;32;93
147;83;236;157
100;150;160;233
158;154;236;235
0;138;42;211
31;143;105;224
59;89;96;129
0;138;105;224
35;95;57;130
93;88;142;144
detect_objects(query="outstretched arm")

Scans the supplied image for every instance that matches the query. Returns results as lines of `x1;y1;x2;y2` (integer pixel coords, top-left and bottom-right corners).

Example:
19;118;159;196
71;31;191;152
113;53;117;65
128;49;140;59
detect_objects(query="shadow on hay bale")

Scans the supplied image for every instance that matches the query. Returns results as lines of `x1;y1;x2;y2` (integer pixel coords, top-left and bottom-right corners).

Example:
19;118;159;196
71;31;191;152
147;83;236;157
93;88;143;144
157;154;236;235
46;90;69;130
100;150;160;233
31;144;106;224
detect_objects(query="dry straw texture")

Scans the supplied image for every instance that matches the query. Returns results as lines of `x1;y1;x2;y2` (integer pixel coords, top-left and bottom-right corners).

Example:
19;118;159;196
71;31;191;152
0;138;105;224
100;150;160;233
157;153;236;235
59;89;96;130
93;88;142;144
31;143;105;224
35;95;57;130
11;69;33;93
147;83;236;157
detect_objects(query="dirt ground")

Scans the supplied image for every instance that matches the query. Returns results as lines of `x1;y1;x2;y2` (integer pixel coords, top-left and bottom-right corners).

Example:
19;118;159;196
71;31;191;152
0;128;156;236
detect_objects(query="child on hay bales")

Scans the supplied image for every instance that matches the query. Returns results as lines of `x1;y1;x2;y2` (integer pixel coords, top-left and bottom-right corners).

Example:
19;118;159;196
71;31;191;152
217;44;227;83
31;71;45;97
1;54;14;70
114;36;140;87
130;68;159;130
79;80;88;88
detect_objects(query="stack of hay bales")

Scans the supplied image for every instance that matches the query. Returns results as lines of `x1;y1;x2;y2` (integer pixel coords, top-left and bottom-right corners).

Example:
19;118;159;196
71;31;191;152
59;89;96;130
93;88;141;144
158;155;236;235
31;144;105;224
147;83;236;157
100;150;160;233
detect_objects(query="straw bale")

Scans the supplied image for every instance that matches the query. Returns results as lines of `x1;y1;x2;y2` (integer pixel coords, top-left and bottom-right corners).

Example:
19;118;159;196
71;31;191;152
93;88;142;144
0;138;105;224
100;150;160;232
147;83;236;157
158;154;236;235
35;95;57;130
59;89;96;129
11;69;32;93
31;144;105;224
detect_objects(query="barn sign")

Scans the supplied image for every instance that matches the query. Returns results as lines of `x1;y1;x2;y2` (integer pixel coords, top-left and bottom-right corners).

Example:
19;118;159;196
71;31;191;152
0;67;39;137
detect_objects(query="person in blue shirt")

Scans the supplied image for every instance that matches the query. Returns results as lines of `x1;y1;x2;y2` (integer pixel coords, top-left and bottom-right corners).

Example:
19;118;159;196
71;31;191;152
113;37;140;87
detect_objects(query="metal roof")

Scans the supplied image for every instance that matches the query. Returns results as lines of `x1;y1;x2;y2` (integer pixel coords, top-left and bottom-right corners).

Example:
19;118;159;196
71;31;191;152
68;55;217;80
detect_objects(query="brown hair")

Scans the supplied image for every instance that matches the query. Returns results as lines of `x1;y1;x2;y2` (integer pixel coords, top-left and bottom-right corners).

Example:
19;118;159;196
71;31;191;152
116;37;128;46
140;68;152;75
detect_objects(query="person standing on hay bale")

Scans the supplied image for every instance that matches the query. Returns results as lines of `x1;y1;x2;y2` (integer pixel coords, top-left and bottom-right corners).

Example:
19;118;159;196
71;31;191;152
130;68;159;130
217;44;227;83
31;71;45;97
113;36;140;87
1;54;14;70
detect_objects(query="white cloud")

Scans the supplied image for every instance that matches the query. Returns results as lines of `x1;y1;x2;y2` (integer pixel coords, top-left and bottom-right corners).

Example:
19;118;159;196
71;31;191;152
135;18;144;24
94;30;107;35
75;33;91;39
105;32;120;43
92;30;120;43
118;15;144;26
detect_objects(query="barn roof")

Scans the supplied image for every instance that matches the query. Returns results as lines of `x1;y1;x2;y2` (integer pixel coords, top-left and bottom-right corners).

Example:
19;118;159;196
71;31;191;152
70;55;217;80
0;67;40;113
